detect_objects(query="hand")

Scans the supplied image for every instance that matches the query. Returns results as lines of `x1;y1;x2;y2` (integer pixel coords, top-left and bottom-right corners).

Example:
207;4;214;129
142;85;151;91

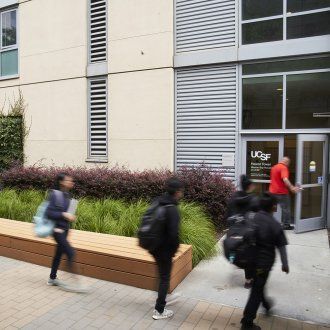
63;212;76;222
290;186;300;194
282;265;289;274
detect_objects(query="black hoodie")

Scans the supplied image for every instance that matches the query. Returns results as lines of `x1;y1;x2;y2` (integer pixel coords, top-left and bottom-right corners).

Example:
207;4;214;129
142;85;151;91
154;193;181;257
226;191;260;219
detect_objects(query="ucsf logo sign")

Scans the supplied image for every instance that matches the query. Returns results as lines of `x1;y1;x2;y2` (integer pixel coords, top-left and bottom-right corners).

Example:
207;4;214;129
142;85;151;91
251;151;271;161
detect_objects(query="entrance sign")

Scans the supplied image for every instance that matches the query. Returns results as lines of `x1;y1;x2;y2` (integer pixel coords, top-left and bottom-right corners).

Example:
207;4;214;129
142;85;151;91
246;141;279;181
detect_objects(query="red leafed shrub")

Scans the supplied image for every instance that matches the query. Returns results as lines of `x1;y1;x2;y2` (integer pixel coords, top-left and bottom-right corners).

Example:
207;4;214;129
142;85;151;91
0;165;234;229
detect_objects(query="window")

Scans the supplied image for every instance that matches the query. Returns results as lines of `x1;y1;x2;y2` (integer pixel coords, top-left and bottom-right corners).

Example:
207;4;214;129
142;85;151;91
286;72;330;128
89;0;107;63
88;78;108;160
287;11;330;39
241;0;330;44
0;8;18;77
242;57;330;130
242;76;283;129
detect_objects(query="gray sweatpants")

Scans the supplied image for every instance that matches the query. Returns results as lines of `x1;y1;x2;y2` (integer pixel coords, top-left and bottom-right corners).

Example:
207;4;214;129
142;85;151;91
274;194;291;226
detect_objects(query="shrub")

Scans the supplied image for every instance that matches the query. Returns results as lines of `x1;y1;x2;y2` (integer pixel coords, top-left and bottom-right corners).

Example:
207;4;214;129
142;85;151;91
0;91;29;171
0;189;217;266
0;166;234;229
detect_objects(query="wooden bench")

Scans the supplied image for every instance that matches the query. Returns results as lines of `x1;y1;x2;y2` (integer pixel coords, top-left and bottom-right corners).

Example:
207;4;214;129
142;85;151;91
0;218;192;292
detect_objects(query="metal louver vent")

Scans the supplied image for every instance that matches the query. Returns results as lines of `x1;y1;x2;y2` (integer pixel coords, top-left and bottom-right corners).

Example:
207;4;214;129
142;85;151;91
176;0;236;53
88;78;108;158
89;0;107;63
175;65;237;179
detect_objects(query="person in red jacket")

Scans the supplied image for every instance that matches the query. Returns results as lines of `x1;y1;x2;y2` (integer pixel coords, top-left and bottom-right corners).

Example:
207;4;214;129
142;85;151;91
269;157;300;230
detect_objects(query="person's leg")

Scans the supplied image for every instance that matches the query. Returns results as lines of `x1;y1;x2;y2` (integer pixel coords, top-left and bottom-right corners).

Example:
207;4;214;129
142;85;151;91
282;195;291;226
50;232;65;280
154;254;172;314
241;268;269;327
61;231;76;274
277;195;291;227
244;266;254;289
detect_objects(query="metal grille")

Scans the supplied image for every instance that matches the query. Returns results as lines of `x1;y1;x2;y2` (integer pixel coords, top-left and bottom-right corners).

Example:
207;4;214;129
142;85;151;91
176;65;237;179
176;0;236;53
88;78;108;158
89;0;107;63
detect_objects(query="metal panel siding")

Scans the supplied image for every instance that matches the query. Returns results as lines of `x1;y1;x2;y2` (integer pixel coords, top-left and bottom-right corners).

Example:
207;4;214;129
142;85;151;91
89;0;107;63
176;0;236;53
176;65;237;179
88;78;108;158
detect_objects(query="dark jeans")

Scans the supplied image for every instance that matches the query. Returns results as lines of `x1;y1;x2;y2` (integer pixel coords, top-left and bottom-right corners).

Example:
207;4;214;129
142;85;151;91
274;194;291;226
241;268;271;326
152;252;173;313
50;230;76;280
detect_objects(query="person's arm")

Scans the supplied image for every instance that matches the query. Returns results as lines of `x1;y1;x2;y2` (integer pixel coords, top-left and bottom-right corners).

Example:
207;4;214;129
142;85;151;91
283;178;299;193
276;229;289;273
278;245;289;273
282;167;300;194
46;191;64;221
46;191;75;222
166;206;180;255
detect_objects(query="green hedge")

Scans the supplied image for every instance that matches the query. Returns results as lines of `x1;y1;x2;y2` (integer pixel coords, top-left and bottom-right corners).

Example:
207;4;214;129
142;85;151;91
0;116;24;171
0;189;218;266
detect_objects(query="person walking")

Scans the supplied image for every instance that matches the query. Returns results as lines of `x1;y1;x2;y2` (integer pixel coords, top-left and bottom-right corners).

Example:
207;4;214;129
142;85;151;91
269;157;300;230
226;175;259;289
46;173;78;289
151;177;184;320
241;192;289;330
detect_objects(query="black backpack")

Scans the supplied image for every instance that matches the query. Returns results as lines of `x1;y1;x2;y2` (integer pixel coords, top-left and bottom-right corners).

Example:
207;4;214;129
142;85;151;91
223;212;257;269
138;201;172;253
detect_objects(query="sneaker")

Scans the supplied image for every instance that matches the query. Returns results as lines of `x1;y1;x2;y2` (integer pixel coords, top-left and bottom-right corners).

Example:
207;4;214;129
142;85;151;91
241;324;261;330
283;224;294;230
152;308;174;320
47;278;64;287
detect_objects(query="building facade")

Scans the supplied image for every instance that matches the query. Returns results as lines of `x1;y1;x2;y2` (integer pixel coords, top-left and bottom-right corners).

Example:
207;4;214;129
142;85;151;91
0;0;329;232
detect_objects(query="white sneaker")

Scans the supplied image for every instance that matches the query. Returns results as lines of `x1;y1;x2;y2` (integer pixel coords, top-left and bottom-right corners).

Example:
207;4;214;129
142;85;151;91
152;308;174;320
47;278;65;287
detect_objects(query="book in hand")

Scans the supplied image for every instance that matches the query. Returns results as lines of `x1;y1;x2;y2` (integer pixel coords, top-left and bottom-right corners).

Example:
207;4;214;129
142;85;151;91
67;199;78;215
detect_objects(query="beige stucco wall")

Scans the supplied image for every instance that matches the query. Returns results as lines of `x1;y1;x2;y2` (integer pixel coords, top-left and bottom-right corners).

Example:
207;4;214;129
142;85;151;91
0;0;174;171
0;79;88;167
108;0;174;73
19;0;87;83
109;68;174;170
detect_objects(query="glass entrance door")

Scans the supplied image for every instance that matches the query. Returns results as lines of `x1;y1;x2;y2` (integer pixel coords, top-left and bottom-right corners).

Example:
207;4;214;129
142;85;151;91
295;135;329;233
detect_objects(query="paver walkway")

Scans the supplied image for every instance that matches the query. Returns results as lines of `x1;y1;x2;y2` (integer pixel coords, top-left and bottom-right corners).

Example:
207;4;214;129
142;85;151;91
0;256;328;330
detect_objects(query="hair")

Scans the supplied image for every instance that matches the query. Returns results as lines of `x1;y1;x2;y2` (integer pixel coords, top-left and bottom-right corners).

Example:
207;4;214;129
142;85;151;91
165;177;184;196
54;172;71;190
240;174;252;192
259;192;278;213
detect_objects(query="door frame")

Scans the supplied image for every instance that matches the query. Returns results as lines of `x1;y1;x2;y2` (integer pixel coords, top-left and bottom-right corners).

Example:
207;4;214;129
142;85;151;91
294;134;329;233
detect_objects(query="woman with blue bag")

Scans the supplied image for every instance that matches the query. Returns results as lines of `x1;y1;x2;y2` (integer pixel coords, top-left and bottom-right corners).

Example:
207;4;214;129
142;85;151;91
46;173;78;289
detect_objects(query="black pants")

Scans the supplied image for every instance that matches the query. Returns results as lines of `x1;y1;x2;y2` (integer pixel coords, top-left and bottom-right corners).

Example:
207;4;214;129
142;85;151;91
152;252;173;314
244;265;254;280
241;268;271;326
50;230;75;280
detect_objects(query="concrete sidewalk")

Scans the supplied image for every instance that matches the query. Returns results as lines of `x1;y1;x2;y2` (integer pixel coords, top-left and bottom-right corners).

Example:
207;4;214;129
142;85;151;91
0;256;329;329
174;230;330;326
